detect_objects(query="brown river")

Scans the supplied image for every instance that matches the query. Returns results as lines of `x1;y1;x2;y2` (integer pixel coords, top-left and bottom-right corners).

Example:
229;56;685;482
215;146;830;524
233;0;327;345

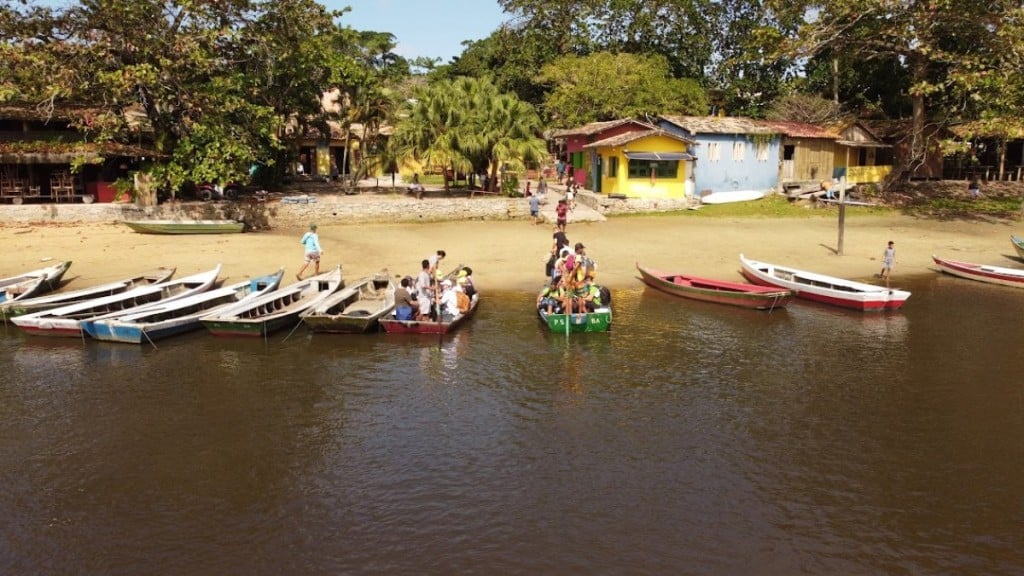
1;274;1022;575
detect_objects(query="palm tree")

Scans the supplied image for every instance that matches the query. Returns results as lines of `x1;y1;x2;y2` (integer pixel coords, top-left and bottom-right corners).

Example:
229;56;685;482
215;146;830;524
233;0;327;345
390;77;546;196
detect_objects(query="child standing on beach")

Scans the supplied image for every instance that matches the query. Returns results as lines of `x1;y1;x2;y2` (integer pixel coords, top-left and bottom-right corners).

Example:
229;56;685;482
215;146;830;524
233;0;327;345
880;240;895;287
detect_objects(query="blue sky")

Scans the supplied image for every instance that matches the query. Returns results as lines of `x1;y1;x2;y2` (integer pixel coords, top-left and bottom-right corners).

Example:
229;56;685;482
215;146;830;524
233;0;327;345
324;0;508;63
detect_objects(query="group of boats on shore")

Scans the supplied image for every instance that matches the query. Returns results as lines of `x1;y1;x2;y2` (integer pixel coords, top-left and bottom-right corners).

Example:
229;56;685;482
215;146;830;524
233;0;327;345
0;260;480;345
2;235;1022;344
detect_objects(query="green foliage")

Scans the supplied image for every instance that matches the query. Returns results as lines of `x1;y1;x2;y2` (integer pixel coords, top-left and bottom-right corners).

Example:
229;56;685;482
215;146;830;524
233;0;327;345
540;52;707;126
389;77;548;193
0;0;392;197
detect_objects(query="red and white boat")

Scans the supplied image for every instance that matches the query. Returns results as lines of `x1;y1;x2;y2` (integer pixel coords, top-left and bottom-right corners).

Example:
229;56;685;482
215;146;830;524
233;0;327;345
932;255;1024;289
739;254;910;311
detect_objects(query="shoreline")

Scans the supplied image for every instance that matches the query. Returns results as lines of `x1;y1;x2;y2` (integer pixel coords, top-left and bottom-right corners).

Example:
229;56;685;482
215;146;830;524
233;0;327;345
1;213;1020;292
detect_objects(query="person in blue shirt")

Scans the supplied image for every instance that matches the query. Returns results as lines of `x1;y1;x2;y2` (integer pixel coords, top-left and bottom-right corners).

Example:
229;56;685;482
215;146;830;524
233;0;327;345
529;193;540;224
296;223;323;280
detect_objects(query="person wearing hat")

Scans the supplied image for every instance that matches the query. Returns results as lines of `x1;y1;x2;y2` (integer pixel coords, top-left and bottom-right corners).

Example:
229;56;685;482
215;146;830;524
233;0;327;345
296;223;323;280
437;278;461;321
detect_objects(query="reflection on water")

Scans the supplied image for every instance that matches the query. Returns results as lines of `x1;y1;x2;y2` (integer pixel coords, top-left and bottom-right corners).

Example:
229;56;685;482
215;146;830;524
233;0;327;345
0;279;1022;575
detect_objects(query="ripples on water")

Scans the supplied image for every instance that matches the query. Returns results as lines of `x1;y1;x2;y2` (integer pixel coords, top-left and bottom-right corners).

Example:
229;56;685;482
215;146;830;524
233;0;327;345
1;276;1022;575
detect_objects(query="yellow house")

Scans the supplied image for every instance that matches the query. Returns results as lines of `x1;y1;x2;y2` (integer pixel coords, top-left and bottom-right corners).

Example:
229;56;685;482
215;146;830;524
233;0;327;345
832;120;892;184
583;130;695;199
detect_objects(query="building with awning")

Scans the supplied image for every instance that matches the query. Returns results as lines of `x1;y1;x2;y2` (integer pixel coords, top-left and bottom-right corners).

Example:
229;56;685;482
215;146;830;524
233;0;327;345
583;129;695;199
550;119;656;189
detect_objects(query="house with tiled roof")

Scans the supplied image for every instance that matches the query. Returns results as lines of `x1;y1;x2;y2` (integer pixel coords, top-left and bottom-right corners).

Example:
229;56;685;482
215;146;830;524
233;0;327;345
658;115;781;201
550;119;655;189
582;128;696;199
761;121;840;193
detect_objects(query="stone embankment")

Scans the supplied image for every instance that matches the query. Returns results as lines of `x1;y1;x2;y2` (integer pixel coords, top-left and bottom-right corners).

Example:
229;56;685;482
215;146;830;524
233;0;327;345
0;184;692;228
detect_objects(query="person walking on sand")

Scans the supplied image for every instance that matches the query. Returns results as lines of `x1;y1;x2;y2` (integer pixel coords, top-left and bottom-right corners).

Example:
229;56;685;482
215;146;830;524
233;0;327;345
880;240;895;287
296;223;323;280
529;193;541;224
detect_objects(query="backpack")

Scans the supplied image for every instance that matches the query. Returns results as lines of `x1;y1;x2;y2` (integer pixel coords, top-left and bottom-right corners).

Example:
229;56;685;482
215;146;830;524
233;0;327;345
455;291;471;313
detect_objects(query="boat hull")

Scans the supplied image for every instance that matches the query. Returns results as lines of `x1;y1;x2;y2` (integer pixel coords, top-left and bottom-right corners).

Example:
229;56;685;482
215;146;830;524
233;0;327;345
0;267;175;322
539;308;612;333
0;261;72;304
637;264;791;310
380;295;478;335
123;220;244;234
302;316;381;334
11;266;221;337
1011;235;1024;260
933;255;1024;289
200;267;344;337
302;276;395;334
739;254;909;311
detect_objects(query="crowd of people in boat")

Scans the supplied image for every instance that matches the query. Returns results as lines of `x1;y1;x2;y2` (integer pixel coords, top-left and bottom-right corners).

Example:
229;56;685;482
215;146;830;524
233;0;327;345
392;249;477;323
537;228;610;316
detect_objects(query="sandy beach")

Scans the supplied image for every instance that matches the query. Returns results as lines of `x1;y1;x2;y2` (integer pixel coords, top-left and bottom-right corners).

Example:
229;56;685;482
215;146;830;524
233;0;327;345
1;212;1020;292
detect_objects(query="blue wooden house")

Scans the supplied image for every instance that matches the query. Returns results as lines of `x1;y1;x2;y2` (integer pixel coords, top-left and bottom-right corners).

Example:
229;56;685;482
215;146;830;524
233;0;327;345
657;115;781;200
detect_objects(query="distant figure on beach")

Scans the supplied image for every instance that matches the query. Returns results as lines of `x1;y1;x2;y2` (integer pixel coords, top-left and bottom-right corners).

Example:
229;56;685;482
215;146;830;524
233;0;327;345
296;223;322;280
409;173;425;198
537;178;548;197
556;159;565;184
529;193;540;224
880;240;895;287
968;179;981;198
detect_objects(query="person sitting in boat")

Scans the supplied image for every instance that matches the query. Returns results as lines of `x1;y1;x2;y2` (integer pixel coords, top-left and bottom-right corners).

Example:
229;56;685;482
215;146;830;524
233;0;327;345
437;279;461;322
580;278;605;312
456;267;476;298
394;276;417;321
537;278;564;314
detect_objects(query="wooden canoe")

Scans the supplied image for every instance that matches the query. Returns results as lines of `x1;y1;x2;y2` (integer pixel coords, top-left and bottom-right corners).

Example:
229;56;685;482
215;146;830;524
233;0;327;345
11;265;221;337
932;255;1024;289
200;266;343;337
380;293;478;335
0;267;174;322
123;219;244;234
739;254;910;311
302;273;396;334
636;263;792;310
82;269;284;344
0;261;72;305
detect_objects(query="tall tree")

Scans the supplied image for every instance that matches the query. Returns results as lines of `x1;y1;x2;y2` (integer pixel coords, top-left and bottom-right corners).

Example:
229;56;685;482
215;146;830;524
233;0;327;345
0;0;375;196
539;52;707;127
764;0;1021;182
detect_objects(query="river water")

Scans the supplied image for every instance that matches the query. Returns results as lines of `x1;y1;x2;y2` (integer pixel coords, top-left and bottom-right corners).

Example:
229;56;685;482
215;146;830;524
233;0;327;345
1;275;1022;575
